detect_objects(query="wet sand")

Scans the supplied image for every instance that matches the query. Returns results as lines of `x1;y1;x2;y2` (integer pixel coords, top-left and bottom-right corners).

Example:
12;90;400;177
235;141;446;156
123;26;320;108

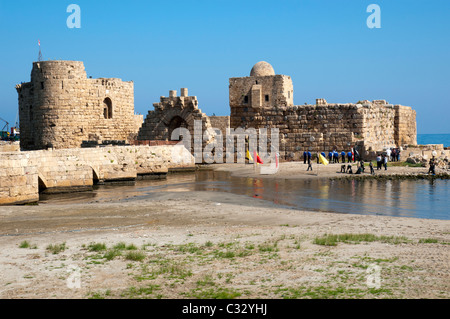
0;162;449;299
209;161;449;180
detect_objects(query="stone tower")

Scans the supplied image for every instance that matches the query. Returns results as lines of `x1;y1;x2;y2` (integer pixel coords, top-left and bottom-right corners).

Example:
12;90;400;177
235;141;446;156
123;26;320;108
229;61;294;129
16;60;143;150
228;61;417;160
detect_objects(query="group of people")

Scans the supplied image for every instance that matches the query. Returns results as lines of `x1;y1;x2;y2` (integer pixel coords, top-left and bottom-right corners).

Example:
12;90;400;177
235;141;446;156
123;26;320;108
386;148;401;162
303;148;365;174
303;149;361;166
376;153;389;171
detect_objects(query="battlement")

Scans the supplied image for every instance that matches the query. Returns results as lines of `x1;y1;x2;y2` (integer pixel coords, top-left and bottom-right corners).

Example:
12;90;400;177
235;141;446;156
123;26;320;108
154;88;199;111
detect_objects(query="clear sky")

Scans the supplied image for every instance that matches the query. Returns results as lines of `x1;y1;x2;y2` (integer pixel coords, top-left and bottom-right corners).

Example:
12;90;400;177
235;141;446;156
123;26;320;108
0;0;449;134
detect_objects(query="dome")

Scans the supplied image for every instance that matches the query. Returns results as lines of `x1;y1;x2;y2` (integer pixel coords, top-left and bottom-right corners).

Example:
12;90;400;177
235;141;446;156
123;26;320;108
250;61;275;77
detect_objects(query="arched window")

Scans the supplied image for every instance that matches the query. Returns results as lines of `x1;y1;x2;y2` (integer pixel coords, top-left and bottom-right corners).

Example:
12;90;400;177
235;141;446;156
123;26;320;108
103;97;112;119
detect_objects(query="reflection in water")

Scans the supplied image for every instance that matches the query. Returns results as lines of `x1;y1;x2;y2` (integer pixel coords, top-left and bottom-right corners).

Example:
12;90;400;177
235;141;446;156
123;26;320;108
39;170;450;220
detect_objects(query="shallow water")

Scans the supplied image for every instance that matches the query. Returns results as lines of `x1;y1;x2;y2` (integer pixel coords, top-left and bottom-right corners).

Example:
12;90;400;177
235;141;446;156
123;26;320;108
39;170;450;220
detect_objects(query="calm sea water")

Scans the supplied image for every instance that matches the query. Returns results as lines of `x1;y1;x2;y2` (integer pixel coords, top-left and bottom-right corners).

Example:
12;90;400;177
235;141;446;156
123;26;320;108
417;134;450;147
40;171;450;221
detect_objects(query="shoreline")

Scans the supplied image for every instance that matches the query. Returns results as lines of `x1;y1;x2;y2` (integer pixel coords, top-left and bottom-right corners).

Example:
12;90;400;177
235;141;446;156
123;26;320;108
205;161;449;181
0;163;448;299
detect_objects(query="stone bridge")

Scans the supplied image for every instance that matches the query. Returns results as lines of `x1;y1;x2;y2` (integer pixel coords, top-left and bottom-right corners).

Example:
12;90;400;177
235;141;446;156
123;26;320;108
0;144;194;205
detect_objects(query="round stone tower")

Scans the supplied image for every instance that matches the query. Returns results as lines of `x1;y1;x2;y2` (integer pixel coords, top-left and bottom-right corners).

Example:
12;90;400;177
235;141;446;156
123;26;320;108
16;60;142;150
16;61;88;149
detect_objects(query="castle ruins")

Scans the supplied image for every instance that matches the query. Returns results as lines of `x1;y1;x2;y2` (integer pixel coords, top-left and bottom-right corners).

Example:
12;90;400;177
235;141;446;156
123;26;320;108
14;60;417;161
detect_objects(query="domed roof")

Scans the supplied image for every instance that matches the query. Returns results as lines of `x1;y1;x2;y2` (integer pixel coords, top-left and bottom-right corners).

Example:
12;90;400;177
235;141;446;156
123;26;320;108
250;61;275;77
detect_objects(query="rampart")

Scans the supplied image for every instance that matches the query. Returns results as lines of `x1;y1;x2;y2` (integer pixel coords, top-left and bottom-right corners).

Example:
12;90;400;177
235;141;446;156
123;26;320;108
0;144;194;205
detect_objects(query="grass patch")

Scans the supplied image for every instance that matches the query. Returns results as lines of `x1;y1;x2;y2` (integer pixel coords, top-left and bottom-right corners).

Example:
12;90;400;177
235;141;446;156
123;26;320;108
136;259;193;281
175;243;203;254
122;284;161;298
125;250;146;262
275;285;392;299
258;242;279;252
418;238;439;244
187;287;241;299
46;242;67;254
103;249;122;261
313;233;410;246
19;241;37;249
88;289;112;299
88;242;107;252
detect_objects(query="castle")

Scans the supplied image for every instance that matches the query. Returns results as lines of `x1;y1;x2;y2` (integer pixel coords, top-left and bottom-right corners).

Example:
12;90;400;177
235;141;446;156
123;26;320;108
228;61;417;160
16;60;417;161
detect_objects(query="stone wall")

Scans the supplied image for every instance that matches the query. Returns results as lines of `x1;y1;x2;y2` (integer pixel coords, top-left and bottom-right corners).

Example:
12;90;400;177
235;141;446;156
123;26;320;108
0;144;194;205
0;142;20;153
227;63;418;161
394;105;417;147
16;61;143;150
208;116;230;136
0;153;38;205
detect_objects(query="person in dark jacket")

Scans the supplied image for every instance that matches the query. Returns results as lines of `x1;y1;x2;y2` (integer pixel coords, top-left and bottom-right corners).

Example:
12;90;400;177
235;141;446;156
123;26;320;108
428;157;436;175
307;156;313;171
347;151;352;163
303;151;307;164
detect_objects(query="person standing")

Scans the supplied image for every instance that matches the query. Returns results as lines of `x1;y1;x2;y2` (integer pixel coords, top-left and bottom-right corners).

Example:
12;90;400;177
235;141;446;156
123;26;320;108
383;154;388;170
391;148;396;162
303;151;307;164
347;151;352;163
428;157;436;175
328;151;333;163
341;151;346;163
376;154;382;170
354;149;360;162
307;156;313;171
369;160;375;175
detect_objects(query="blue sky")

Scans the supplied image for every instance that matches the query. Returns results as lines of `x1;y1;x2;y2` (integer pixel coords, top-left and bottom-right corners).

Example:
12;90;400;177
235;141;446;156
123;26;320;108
0;0;449;134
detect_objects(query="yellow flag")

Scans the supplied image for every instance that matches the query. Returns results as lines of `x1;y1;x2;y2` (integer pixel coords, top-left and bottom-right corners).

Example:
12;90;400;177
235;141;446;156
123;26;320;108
246;149;253;162
319;154;329;166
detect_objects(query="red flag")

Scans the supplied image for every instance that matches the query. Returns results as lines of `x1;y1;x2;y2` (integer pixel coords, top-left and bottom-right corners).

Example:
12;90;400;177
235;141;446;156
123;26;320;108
38;40;40;46
256;154;264;164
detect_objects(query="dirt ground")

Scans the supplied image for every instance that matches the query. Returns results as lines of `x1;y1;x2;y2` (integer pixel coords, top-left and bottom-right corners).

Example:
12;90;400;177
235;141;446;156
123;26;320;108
0;163;449;299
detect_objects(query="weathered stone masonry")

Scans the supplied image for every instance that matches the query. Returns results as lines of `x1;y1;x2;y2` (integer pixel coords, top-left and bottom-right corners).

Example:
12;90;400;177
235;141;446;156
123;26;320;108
229;62;417;161
0;145;194;205
16;61;143;150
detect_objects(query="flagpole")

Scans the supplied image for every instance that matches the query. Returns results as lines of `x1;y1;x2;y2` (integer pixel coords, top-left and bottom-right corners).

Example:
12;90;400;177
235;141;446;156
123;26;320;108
317;158;319;176
38;40;43;62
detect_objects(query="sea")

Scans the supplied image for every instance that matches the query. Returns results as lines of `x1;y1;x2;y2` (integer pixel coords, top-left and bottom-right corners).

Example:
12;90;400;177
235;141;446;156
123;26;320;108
417;134;450;148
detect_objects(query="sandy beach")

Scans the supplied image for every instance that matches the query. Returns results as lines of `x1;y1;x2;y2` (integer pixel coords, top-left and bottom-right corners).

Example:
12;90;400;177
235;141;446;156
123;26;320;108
0;162;449;299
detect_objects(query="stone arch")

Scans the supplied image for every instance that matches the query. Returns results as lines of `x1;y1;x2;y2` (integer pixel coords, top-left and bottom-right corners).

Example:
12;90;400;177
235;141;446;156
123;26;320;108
37;174;48;193
168;116;189;141
103;97;113;119
91;167;101;185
